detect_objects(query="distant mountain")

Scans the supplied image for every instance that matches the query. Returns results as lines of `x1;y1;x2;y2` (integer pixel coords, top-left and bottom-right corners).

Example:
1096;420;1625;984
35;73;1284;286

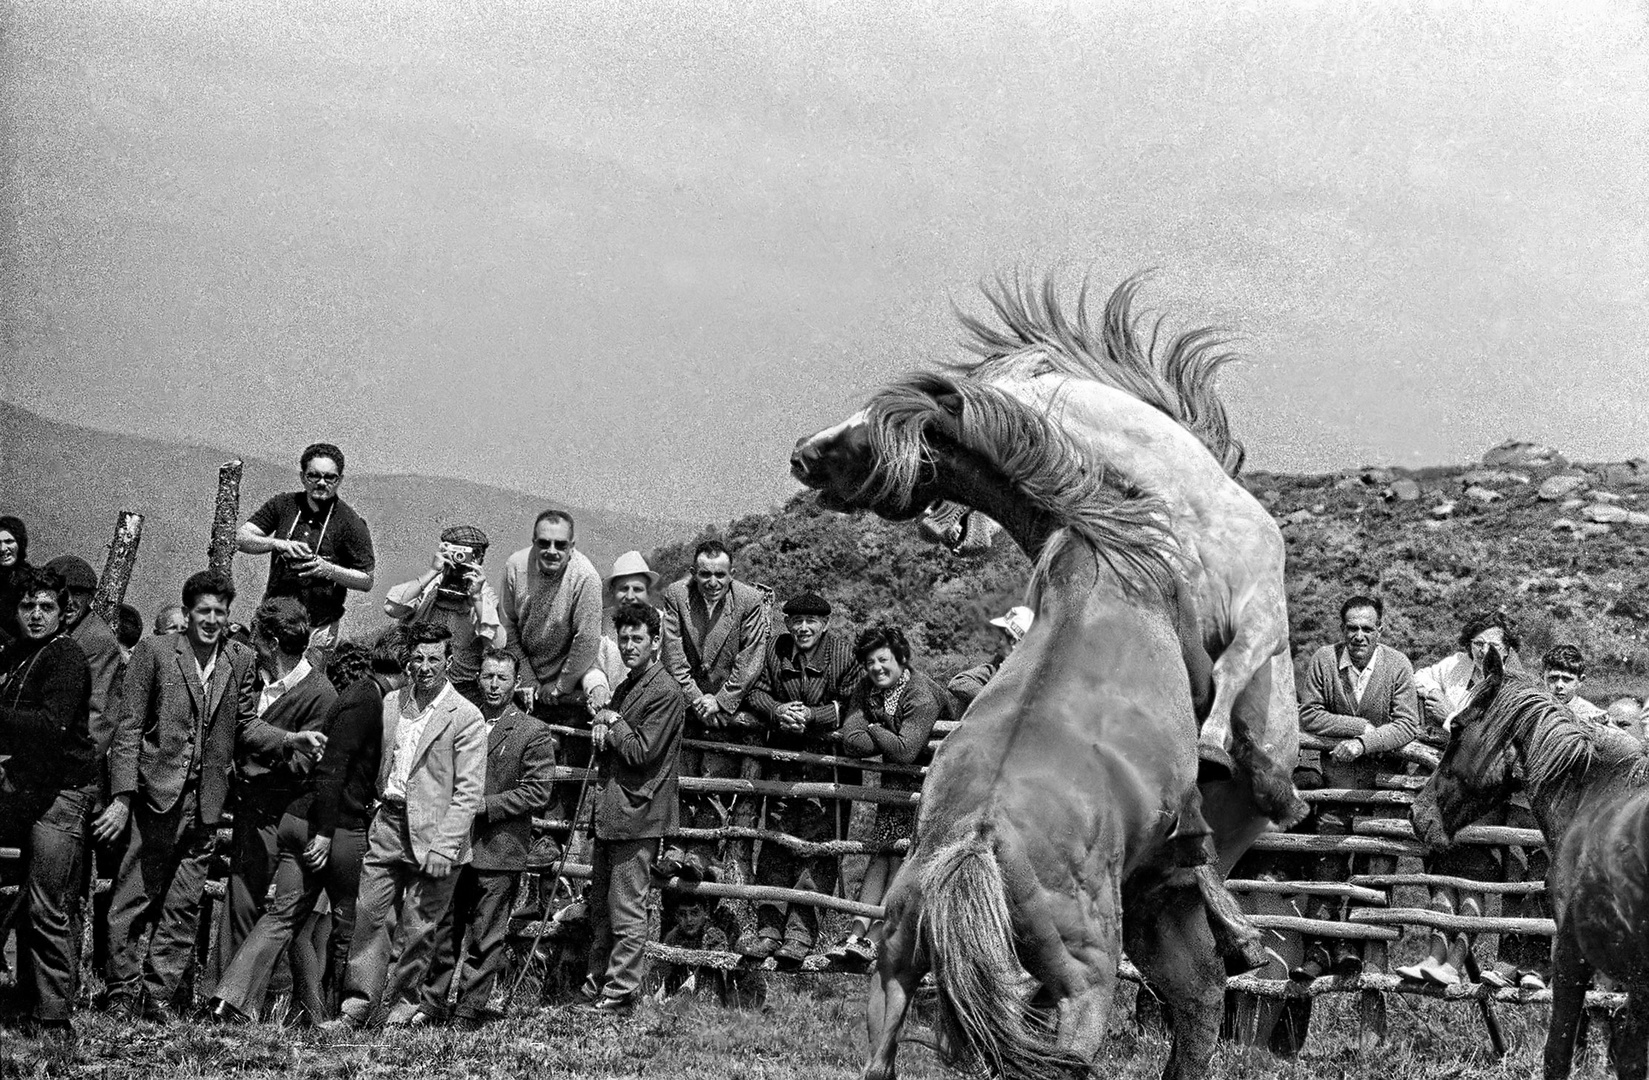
0;402;695;637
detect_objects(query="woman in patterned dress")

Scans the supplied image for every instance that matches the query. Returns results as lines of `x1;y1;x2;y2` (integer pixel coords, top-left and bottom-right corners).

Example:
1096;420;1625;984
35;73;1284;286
826;625;952;971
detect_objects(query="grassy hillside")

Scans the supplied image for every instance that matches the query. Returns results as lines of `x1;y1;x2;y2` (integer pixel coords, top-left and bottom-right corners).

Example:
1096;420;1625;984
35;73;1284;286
649;451;1649;703
0;403;689;637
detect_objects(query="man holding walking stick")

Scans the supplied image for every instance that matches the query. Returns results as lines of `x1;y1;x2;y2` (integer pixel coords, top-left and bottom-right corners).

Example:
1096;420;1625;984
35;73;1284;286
579;601;685;1017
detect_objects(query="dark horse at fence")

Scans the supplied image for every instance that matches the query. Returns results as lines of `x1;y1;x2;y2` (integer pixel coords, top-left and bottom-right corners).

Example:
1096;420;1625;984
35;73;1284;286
792;372;1259;1080
1411;648;1649;1080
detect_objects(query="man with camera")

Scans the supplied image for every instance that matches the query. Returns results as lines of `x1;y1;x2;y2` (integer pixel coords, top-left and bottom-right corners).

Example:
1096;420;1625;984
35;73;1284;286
384;525;504;708
237;442;376;673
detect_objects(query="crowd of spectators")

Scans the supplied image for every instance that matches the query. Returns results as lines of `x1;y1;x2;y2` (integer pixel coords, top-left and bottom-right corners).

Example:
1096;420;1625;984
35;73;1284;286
1;440;1644;1042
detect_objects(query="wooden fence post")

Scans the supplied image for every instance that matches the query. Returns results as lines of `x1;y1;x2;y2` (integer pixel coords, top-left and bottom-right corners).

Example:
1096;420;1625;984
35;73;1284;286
208;459;244;582
91;511;144;626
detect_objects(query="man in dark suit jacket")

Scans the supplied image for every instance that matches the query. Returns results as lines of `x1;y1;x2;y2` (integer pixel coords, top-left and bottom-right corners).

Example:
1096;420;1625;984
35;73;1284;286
582;601;686;1016
206;597;338;997
657;539;770;881
96;571;326;1021
419;648;556;1028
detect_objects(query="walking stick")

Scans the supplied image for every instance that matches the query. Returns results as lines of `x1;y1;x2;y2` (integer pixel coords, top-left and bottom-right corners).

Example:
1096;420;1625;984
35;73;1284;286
506;762;594;1011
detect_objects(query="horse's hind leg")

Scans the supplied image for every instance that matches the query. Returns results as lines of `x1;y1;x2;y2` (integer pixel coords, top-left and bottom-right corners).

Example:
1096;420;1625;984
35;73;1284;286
1125;876;1224;1080
1545;926;1595;1080
864;883;925;1080
1607;983;1648;1080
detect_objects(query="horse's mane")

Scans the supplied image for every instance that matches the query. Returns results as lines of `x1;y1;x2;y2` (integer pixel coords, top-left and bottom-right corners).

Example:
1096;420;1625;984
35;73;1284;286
951;272;1248;477
860;371;1178;601
1477;672;1649;796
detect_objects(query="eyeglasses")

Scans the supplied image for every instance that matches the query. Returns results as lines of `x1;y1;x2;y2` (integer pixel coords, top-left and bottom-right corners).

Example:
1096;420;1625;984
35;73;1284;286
535;538;573;551
304;471;341;485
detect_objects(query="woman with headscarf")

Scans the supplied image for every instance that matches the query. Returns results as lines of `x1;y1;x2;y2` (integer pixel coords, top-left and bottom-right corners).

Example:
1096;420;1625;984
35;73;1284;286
0;515;33;644
0;565;95;1036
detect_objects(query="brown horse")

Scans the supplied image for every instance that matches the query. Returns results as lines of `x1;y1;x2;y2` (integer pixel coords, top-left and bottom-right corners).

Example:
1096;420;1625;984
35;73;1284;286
793;372;1254;1080
1411;649;1649;1080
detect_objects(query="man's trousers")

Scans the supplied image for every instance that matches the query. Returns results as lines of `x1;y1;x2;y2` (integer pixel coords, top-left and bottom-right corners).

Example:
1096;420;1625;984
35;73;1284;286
585;836;657;1005
335;804;462;1026
420;866;520;1021
105;787;216;1009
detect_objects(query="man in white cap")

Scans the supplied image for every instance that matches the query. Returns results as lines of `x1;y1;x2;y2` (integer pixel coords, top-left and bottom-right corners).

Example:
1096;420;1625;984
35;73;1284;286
580;552;660;713
947;605;1033;713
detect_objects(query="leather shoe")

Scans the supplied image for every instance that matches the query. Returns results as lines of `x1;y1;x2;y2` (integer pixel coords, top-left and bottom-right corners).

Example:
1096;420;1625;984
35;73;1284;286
1331;943;1363;978
573;996;634;1018
140;1000;177;1025
735;930;782;959
1289;945;1332;983
775;938;812;969
209;999;254;1026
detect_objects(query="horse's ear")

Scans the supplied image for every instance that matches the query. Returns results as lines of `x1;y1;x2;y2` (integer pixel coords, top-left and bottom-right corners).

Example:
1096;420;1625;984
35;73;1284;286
1482;646;1506;683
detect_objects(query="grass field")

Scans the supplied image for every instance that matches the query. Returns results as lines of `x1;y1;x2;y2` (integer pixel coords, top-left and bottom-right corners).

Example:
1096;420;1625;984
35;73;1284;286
0;976;1628;1080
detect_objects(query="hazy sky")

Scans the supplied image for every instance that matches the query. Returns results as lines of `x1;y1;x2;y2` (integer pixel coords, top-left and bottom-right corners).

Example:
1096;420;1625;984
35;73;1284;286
5;1;1647;522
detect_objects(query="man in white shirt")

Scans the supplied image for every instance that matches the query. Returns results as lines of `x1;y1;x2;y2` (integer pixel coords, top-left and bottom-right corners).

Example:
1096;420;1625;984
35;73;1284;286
324;622;486;1031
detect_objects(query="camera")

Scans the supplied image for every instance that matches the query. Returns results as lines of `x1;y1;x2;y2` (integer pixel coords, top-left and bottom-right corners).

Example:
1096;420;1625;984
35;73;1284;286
437;542;479;598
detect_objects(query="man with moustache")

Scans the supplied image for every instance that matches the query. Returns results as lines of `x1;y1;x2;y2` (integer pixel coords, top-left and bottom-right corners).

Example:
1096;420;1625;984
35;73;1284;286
324;623;487;1032
499;511;603;760
418;649;556;1029
237;442;376;672
98;570;328;1021
581;602;686;1016
739;591;858;965
657;540;772;884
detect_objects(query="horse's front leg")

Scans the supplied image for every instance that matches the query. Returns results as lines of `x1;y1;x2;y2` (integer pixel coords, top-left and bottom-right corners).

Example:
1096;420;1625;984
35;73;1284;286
1545;925;1595;1080
864;886;924;1080
1607;982;1648;1080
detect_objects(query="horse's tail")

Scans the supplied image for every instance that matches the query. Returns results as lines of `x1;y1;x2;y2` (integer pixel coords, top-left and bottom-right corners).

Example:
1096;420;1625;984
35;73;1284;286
918;832;1080;1080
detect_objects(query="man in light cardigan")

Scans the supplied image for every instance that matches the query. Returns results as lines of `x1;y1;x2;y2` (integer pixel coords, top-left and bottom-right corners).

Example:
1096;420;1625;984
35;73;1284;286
1293;594;1419;982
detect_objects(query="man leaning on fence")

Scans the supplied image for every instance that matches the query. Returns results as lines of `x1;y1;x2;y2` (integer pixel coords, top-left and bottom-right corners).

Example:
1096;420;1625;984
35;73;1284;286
1293;594;1419;982
739;590;858;966
499;510;603;759
657;539;771;885
581;601;686;1017
97;570;327;1022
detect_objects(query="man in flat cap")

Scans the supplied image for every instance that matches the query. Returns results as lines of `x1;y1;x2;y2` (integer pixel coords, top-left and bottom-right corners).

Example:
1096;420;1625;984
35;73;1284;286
42;555;124;776
384;525;504;708
740;591;858;965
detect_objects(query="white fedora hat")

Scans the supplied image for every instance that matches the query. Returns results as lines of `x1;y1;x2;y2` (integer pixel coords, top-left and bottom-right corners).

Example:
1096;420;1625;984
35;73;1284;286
989;605;1034;642
608;550;659;585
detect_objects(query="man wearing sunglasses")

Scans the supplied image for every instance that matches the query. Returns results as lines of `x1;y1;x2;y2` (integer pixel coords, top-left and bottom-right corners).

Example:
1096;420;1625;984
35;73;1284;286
238;443;376;674
499;510;603;770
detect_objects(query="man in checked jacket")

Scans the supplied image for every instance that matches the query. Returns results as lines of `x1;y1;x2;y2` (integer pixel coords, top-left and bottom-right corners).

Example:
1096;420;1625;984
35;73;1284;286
739;591;858;966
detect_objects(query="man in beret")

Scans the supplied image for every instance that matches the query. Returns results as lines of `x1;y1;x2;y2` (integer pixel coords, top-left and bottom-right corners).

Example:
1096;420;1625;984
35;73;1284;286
740;591;858;965
384;525;504;708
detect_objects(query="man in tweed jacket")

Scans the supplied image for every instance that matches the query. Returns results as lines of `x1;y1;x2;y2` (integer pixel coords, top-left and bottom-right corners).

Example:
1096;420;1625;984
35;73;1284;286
1293;594;1419;980
657;539;770;882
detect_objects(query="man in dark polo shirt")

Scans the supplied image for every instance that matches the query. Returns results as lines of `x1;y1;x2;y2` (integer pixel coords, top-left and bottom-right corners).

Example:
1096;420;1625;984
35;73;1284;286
237;442;376;673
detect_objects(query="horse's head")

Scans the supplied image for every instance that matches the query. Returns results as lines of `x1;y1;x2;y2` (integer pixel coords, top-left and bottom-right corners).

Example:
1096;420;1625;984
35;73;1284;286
790;377;969;521
1410;649;1521;848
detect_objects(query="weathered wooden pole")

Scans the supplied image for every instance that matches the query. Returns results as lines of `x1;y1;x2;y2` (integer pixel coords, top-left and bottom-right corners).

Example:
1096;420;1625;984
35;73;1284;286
207;459;244;582
91;511;144;625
